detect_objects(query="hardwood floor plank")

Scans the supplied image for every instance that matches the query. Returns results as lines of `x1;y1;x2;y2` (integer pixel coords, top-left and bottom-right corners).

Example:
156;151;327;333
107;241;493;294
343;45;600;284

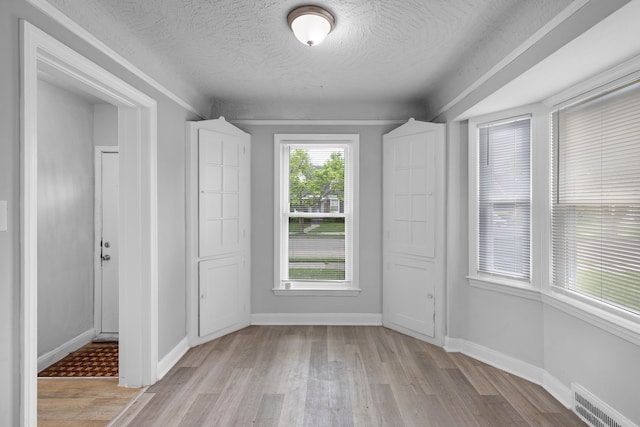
508;373;568;414
303;340;333;427
201;367;253;426
254;393;285;427
370;383;405;426
177;392;220;427
448;352;499;396
345;346;379;426
274;331;311;426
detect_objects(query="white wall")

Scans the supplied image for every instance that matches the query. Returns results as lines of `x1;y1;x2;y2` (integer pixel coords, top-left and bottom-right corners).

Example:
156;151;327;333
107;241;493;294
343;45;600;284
238;123;397;316
36;80;96;357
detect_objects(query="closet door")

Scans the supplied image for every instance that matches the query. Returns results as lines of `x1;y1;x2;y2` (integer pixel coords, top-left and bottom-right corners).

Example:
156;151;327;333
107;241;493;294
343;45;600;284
187;117;250;343
383;119;445;344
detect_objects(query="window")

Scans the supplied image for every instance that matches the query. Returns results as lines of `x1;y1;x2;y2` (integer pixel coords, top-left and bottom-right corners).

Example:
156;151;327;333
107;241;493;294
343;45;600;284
274;134;359;294
552;81;640;315
476;117;531;280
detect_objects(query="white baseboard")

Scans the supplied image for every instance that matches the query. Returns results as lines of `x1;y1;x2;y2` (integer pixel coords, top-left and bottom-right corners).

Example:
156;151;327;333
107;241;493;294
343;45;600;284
157;336;189;380
544;371;572;408
251;313;382;326
38;328;95;372
444;337;544;384
444;336;572;409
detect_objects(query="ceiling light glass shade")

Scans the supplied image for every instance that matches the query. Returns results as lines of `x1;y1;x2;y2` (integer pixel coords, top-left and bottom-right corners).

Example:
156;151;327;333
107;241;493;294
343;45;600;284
288;6;335;47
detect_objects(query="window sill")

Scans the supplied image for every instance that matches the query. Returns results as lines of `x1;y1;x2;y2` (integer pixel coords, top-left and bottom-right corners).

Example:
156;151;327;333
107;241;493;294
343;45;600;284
467;275;540;301
272;287;361;297
542;290;640;347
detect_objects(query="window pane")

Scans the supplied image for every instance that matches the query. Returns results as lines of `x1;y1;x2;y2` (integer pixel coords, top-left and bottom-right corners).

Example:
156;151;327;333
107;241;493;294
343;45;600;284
478;118;531;279
289;146;345;213
553;80;640;314
288;217;345;281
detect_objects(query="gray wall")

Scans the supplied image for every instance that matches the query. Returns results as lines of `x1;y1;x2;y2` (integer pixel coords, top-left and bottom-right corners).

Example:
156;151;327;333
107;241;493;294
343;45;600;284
238;123;396;315
37;80;96;357
0;2;198;424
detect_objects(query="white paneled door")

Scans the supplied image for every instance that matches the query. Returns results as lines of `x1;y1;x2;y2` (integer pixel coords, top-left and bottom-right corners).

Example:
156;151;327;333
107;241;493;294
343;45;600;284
97;149;119;336
188;118;251;341
383;119;445;344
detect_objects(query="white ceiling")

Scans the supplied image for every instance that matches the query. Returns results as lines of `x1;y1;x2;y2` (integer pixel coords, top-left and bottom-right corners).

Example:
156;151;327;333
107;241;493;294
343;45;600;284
45;0;624;118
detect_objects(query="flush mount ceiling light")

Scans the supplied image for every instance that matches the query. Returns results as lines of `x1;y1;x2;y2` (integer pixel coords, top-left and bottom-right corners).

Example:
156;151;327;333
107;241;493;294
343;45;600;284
287;5;335;47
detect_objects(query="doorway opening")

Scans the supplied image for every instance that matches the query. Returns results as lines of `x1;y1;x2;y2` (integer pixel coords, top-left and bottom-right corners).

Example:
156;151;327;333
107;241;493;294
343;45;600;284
21;21;159;426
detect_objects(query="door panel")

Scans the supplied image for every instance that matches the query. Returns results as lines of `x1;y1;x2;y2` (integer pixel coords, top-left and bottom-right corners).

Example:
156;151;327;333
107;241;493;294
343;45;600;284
383;120;445;341
199;256;242;337
387;255;435;336
198;128;243;258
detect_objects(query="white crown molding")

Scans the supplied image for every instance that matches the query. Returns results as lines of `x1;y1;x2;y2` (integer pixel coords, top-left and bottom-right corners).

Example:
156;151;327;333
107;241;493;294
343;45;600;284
231;119;406;126
251;313;382;326
157;336;189;380
25;0;207;118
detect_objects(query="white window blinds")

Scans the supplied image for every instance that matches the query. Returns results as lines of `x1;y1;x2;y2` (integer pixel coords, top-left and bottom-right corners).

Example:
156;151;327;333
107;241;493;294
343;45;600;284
553;81;640;314
478;117;531;279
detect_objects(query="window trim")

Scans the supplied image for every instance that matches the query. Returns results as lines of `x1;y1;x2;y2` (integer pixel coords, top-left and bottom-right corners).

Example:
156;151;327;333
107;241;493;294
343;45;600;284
549;76;640;320
273;134;360;296
468;104;550;290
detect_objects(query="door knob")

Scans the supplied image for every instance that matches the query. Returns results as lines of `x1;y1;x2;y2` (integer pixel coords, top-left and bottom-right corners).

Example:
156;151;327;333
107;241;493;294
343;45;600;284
102;254;111;261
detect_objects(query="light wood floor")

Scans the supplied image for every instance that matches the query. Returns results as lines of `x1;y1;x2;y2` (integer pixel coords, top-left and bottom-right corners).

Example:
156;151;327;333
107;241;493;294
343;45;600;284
38;378;142;426
111;326;584;426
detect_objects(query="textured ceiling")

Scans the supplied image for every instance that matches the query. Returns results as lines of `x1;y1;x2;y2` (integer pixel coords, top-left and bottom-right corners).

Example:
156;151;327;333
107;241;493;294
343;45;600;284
45;0;575;117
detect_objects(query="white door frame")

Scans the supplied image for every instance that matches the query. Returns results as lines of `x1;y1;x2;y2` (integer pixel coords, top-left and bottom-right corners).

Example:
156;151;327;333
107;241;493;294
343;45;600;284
20;21;158;426
94;146;120;339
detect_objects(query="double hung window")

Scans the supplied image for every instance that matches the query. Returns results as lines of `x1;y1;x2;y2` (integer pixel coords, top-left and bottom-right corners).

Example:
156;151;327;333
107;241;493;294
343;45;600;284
274;134;359;292
552;81;640;314
476;117;531;280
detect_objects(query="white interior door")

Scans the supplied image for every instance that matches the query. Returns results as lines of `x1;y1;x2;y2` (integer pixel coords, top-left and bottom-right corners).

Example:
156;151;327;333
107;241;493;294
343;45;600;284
187;118;251;341
98;150;119;335
383;120;445;343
